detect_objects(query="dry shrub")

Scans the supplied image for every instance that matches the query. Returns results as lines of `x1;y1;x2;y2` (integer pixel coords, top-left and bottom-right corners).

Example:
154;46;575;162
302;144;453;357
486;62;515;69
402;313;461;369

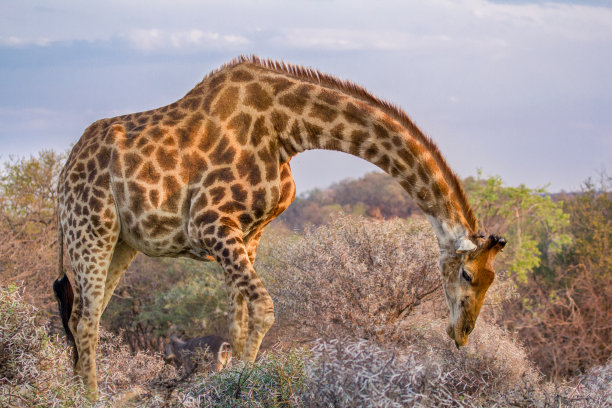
397;317;540;398
257;215;609;407
300;335;610;408
259;215;441;342
0;283;176;407
0;284;89;407
95;329;173;403
297;315;543;407
576;359;612;406
505;263;612;378
0;226;58;311
301;338;472;408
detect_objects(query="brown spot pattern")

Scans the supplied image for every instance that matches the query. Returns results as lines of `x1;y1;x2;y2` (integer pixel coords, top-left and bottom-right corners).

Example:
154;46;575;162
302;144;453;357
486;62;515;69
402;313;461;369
279;85;311;114
231;69;254;82
137;162;161;184
156;147;178;171
213;86;240;120
310;103;338;123
270;110;289;133
244;83;273;111
250;116;269;146
228;113;252;145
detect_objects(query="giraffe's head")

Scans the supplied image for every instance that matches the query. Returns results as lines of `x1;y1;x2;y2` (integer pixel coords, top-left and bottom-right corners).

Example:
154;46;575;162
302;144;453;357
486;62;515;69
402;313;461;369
440;234;506;348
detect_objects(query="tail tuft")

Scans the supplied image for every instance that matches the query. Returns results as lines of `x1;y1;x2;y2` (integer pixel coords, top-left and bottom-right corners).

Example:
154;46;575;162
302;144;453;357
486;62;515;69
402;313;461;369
53;274;77;366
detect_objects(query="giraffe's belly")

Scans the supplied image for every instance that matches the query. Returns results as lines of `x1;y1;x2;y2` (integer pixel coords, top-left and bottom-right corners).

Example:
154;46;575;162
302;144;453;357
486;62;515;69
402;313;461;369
117;207;193;258
114;180;278;260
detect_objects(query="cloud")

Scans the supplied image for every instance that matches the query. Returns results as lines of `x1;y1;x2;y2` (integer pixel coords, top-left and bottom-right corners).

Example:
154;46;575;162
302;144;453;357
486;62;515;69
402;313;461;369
126;29;249;51
0;36;51;47
272;28;458;51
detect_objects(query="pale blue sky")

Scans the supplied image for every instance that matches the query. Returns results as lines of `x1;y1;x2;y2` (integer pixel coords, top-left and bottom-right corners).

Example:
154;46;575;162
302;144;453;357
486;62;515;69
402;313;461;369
1;0;611;193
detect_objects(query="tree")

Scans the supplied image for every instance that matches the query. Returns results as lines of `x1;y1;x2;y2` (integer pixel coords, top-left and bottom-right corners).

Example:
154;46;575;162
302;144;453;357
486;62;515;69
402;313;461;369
0;151;66;311
0;150;64;235
495;175;612;378
563;175;611;275
278;172;420;230
464;172;570;283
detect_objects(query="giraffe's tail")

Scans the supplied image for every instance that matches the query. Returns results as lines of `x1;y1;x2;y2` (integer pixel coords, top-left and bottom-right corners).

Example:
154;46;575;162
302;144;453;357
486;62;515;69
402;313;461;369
53;225;77;366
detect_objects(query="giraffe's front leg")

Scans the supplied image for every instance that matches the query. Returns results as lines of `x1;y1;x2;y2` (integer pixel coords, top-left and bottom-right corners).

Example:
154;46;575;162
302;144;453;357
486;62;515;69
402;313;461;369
225;276;248;360
205;227;275;363
242;284;275;362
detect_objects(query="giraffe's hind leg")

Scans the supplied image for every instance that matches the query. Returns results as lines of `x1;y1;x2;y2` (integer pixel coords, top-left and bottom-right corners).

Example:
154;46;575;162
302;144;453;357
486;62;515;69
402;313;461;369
67;247;117;400
67;287;83;374
64;214;120;399
101;240;137;313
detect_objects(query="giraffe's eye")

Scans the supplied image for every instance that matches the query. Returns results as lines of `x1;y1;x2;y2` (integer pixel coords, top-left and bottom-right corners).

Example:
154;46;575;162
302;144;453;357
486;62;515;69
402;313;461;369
461;268;473;283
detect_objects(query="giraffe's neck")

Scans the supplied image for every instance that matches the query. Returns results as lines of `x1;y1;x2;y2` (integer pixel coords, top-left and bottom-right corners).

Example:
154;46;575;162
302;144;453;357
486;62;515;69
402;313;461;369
256;67;477;253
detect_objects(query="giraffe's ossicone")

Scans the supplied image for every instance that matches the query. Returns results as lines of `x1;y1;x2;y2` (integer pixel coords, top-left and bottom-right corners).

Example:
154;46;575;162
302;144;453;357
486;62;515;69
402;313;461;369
54;56;506;399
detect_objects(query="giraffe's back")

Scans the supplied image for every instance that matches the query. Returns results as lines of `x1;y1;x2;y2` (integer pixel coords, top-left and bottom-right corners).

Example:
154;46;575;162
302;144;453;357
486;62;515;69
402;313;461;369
59;64;296;261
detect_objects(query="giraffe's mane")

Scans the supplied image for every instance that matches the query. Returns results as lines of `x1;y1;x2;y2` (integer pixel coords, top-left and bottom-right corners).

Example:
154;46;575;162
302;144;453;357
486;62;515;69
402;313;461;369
204;55;478;232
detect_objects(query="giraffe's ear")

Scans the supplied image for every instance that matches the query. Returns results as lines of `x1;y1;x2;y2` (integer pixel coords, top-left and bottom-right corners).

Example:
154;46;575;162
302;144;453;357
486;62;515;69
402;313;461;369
485;235;507;255
456;237;477;254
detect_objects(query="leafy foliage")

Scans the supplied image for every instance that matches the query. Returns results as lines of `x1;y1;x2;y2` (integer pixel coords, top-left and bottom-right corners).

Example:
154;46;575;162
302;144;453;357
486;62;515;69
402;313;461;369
0;150;64;232
175;349;308;408
135;259;227;339
463;171;570;283
503;177;612;378
563;176;611;273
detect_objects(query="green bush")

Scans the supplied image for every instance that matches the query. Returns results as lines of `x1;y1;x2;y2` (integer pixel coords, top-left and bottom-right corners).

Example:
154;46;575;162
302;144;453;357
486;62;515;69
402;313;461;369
135;259;228;340
162;348;309;408
102;256;228;351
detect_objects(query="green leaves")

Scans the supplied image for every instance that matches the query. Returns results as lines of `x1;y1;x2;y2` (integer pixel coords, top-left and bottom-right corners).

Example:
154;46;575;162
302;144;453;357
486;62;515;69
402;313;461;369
135;259;227;339
464;171;571;283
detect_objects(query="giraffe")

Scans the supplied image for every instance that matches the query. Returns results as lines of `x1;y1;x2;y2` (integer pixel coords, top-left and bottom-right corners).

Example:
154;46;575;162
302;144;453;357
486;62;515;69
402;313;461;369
54;55;506;398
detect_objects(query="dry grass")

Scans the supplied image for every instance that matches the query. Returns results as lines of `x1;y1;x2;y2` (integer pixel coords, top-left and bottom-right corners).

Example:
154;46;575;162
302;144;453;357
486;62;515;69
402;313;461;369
299;337;611;408
0;284;89;407
0;284;175;407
